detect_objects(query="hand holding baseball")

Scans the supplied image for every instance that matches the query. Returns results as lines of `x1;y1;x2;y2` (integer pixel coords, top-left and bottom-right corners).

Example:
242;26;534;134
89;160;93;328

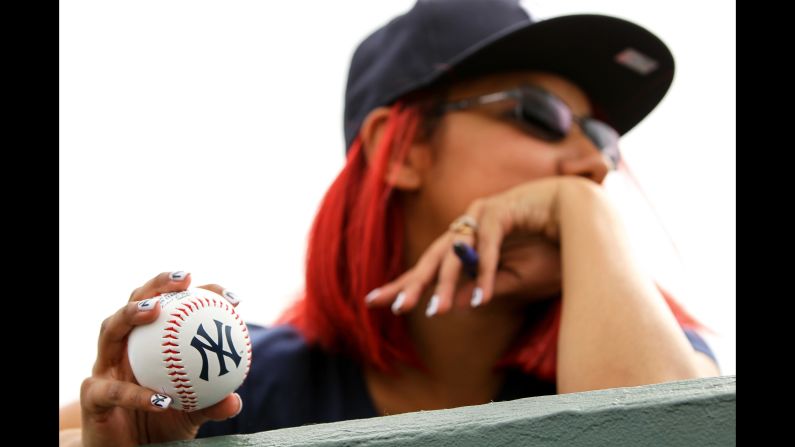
79;272;244;447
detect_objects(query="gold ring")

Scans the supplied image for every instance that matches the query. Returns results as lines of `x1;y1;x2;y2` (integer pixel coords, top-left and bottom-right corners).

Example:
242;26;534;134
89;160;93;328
449;215;478;236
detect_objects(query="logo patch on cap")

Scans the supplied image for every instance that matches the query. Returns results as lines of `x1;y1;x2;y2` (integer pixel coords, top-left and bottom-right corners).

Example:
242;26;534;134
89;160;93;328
615;48;659;75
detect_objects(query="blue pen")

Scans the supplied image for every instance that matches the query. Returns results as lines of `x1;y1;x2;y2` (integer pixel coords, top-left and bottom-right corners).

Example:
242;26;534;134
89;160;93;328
453;241;479;279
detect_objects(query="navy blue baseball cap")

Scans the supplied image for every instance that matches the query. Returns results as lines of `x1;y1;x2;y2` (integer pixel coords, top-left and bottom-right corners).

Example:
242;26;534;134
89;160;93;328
343;0;674;151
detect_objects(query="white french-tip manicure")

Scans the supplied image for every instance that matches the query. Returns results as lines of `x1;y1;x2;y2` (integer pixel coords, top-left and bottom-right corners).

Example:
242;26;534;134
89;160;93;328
231;393;243;418
365;288;381;303
137;298;157;312
222;290;240;305
426;295;440;317
169;271;187;281
392;292;406;314
471;287;483;308
150;393;172;409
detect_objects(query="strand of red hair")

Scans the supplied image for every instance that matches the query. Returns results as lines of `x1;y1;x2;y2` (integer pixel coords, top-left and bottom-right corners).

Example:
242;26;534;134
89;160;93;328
276;100;427;375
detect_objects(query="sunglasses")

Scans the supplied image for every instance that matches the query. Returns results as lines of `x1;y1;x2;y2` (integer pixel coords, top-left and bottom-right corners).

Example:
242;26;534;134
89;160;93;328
441;84;621;169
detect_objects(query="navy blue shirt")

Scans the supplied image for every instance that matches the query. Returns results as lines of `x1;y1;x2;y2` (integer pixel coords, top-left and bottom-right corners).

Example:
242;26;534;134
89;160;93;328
197;323;717;437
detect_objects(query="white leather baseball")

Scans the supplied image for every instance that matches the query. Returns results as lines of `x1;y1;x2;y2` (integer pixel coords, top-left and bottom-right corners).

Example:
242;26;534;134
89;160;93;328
127;288;251;411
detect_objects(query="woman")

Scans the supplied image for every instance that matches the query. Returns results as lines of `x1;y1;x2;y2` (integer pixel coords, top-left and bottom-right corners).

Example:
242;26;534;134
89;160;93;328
60;0;720;445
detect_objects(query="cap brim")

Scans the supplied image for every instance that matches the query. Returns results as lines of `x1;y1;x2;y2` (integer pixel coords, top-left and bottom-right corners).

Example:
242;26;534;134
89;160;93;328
420;15;675;136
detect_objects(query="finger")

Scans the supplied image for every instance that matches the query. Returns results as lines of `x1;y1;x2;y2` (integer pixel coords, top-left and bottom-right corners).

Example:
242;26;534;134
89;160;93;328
431;236;475;316
374;273;426;315
363;272;409;307
474;211;506;307
93;300;161;375
391;283;421;315
81;377;172;415
128;271;192;302
451;202;488;309
187;393;243;425
364;234;450;309
196;284;240;307
389;234;453;314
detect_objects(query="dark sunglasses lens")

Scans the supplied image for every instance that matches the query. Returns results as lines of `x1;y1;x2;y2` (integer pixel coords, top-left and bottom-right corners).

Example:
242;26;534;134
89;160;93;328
581;119;621;166
516;90;572;141
580;119;617;149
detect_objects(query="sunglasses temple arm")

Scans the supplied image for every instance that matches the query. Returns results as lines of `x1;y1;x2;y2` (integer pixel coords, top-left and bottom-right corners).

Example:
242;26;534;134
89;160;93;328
443;91;516;111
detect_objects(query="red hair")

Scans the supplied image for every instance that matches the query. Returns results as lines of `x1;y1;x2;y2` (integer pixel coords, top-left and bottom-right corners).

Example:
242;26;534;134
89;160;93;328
276;101;707;382
276;101;426;375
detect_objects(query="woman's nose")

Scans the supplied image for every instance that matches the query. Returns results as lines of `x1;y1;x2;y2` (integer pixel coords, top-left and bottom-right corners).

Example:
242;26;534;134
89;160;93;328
556;136;611;185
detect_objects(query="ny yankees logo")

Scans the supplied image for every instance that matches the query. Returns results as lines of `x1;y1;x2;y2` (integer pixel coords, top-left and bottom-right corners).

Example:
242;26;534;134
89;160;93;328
151;394;169;408
191;319;242;381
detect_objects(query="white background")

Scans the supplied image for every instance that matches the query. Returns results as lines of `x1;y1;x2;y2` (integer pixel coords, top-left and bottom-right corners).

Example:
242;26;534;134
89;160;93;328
60;0;736;406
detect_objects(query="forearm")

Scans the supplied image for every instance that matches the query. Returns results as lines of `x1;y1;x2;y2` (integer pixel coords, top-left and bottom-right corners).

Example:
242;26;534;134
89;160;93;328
555;178;703;394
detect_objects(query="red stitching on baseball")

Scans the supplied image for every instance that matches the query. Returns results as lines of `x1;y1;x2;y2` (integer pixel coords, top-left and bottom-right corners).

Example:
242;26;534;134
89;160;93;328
161;294;251;411
166;298;199;409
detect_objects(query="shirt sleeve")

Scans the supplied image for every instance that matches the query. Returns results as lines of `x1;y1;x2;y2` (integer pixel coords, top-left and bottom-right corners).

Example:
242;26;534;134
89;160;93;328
682;327;719;370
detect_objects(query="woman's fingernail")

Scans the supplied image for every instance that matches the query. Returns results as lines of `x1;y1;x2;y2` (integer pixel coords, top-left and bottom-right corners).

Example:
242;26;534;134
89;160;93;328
150;393;172;409
230;393;243;418
137;298;157;312
169;271;187;281
426;295;440;317
222;290;240;305
391;292;406;314
365;288;381;304
471;287;483;307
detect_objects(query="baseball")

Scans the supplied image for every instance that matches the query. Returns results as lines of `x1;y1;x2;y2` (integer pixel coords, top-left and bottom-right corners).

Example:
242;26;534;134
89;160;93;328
127;288;251;411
